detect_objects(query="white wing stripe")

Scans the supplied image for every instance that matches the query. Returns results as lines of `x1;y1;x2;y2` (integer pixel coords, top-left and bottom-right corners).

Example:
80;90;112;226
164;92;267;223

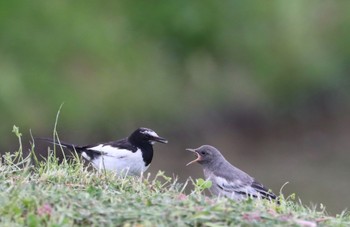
87;145;134;158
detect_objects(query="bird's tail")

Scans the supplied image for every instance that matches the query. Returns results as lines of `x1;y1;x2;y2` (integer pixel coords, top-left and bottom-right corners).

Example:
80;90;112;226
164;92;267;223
35;137;82;153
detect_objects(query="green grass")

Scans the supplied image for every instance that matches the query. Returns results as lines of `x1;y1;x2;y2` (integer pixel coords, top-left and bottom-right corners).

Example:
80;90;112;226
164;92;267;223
0;127;349;226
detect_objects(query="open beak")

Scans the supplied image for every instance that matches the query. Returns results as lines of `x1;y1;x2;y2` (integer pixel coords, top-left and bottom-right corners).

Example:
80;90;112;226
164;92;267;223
151;136;168;144
186;148;201;166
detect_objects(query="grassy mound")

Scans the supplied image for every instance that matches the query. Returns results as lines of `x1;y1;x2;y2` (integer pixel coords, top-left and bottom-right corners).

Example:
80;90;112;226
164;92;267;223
0;127;348;226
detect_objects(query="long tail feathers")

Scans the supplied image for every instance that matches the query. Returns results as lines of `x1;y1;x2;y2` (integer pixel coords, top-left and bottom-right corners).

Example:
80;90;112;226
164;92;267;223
35;137;81;152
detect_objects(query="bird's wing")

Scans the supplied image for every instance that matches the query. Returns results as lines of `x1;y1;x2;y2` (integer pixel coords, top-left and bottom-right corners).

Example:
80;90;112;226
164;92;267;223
84;138;136;151
213;176;276;200
214;175;257;197
250;180;277;200
82;139;137;160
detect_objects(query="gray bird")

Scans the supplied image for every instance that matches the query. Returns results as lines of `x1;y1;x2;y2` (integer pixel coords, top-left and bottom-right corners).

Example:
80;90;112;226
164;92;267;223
186;145;277;201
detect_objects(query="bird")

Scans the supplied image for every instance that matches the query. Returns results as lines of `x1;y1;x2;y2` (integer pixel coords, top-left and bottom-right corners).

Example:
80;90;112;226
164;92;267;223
186;145;277;202
37;127;168;176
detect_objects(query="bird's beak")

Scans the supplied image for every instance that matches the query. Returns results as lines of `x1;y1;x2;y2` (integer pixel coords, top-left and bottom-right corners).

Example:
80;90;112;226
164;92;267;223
151;136;168;144
186;148;201;166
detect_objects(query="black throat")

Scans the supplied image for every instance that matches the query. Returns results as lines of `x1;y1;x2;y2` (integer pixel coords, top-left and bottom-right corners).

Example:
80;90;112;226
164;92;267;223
128;135;154;166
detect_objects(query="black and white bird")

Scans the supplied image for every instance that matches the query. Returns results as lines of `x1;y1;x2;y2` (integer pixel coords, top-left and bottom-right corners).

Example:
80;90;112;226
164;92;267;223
186;145;277;201
38;127;168;176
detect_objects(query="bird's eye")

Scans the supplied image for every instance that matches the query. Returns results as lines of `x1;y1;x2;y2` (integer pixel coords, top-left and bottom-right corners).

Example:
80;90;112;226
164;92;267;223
201;151;206;155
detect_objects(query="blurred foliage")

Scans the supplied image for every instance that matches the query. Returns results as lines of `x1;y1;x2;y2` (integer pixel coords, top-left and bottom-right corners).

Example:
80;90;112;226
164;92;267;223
0;0;350;145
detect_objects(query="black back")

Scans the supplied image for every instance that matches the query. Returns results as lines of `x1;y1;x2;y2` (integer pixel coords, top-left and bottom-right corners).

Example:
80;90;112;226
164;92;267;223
80;137;138;161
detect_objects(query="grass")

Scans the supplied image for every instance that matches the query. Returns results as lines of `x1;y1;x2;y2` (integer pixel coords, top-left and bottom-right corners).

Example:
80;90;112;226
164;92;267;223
0;127;349;226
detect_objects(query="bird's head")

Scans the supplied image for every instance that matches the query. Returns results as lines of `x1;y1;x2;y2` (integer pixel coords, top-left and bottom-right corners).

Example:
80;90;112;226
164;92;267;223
186;145;222;166
129;127;168;145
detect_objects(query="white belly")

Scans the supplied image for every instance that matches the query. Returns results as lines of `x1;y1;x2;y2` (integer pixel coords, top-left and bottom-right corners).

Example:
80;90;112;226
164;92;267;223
82;146;148;176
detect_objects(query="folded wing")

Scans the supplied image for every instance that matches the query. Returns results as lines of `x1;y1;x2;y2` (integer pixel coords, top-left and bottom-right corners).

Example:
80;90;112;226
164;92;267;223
214;176;277;200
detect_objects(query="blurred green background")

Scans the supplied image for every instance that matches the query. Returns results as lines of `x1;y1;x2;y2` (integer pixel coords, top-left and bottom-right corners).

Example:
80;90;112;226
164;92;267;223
1;1;350;213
